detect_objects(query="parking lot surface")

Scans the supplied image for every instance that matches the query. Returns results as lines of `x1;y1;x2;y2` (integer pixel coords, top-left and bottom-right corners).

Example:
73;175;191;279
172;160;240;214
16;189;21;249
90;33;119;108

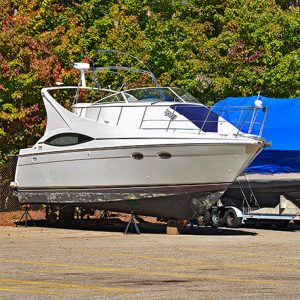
0;224;299;299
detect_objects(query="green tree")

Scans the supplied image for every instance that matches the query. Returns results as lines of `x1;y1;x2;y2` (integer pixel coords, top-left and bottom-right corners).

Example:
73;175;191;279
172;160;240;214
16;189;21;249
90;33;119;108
0;0;299;162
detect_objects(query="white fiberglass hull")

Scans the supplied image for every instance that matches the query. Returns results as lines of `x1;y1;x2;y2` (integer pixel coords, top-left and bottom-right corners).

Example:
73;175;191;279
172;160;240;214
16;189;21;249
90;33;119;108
15;140;262;219
16;141;260;190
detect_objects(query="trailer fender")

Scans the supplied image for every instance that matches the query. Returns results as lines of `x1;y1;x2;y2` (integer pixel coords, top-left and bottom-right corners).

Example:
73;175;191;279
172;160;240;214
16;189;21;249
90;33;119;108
225;206;243;218
224;207;243;228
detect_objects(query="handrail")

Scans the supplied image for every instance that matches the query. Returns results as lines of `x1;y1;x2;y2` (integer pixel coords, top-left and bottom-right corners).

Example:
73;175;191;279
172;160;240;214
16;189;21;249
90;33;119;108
70;102;267;137
139;106;148;129
199;107;212;134
259;108;268;136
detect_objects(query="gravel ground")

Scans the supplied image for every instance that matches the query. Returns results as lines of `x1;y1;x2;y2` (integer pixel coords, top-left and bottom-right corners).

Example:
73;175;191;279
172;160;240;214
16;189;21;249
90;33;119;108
0;211;45;226
0;223;299;299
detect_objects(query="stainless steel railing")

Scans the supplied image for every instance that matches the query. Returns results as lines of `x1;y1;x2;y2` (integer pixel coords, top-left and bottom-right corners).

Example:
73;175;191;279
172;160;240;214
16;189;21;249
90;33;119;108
71;103;267;137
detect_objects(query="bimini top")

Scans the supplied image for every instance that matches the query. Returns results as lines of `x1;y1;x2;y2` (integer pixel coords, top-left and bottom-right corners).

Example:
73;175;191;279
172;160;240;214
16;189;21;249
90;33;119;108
213;95;300;174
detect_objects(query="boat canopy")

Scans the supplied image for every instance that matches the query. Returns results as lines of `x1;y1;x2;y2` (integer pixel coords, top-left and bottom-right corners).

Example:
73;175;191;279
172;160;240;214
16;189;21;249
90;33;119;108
213;95;300;174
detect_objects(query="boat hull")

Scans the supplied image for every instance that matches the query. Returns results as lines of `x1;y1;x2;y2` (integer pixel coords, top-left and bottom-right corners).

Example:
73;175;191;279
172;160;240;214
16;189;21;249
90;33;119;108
18;185;228;220
15;141;262;219
16;142;259;189
222;173;300;209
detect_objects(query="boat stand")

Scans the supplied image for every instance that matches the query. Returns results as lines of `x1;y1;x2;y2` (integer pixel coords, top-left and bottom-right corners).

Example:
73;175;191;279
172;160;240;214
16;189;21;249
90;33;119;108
17;204;36;227
124;211;140;234
182;219;200;234
97;210;114;225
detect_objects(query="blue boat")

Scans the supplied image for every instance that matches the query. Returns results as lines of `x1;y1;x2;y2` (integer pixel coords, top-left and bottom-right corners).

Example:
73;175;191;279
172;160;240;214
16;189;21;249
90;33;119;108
213;95;300;208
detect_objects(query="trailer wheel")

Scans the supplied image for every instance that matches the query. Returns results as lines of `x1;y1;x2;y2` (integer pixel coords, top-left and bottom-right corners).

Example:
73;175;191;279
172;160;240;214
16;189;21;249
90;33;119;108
204;211;211;225
225;209;242;228
197;211;211;226
211;208;225;227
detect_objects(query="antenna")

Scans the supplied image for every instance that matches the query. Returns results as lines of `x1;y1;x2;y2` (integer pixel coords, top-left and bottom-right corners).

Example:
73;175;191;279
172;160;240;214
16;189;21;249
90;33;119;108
74;63;90;88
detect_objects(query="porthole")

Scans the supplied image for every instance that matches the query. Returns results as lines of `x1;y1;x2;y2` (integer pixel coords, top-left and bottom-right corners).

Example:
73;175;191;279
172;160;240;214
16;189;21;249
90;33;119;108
157;152;172;159
131;152;144;160
44;133;94;147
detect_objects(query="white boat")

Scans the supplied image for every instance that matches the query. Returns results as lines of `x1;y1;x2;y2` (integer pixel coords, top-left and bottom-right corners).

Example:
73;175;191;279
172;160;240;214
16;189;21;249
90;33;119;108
12;51;266;220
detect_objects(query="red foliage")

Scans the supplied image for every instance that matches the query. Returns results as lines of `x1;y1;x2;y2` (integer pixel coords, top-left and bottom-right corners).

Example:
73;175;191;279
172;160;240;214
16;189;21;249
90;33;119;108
53;63;62;81
243;51;264;62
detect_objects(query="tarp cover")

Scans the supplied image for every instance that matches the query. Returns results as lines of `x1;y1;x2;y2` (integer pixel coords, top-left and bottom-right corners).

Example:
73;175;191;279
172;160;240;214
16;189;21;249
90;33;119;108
213;95;300;174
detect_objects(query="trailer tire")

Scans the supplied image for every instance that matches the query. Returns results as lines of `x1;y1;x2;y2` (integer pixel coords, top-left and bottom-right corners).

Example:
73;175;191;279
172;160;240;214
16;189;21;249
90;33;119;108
211;208;225;228
197;211;211;226
225;208;242;228
204;211;211;225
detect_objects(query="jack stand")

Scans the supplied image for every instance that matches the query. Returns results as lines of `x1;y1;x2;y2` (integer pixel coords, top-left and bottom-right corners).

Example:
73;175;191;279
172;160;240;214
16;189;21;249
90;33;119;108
124;211;140;234
98;210;114;225
17;205;36;227
182;219;200;233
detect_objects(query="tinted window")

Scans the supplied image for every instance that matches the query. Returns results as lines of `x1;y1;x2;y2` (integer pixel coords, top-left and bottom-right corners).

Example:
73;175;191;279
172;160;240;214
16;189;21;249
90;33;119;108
45;133;93;146
125;88;181;103
171;88;200;103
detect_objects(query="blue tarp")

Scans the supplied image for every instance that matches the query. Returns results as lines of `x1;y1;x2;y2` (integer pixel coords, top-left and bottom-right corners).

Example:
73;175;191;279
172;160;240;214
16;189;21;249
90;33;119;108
213;96;300;174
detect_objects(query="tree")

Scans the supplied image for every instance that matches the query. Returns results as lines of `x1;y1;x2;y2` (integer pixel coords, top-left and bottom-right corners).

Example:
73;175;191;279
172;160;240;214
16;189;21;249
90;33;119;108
0;0;299;161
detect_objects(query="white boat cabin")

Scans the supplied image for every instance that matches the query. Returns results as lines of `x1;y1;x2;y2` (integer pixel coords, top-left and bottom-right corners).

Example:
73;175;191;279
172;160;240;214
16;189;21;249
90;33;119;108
71;86;237;135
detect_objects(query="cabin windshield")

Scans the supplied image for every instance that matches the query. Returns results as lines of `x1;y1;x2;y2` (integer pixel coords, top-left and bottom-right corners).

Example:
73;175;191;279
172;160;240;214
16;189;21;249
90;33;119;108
95;92;126;103
74;86;202;105
171;88;199;103
123;87;200;103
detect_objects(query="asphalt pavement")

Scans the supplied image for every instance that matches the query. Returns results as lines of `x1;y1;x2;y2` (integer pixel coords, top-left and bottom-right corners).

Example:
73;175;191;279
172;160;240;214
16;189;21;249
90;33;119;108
0;223;299;299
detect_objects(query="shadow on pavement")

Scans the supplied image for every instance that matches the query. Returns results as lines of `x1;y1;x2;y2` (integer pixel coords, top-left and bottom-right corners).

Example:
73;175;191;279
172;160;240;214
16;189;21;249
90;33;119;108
243;222;300;232
15;218;263;236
